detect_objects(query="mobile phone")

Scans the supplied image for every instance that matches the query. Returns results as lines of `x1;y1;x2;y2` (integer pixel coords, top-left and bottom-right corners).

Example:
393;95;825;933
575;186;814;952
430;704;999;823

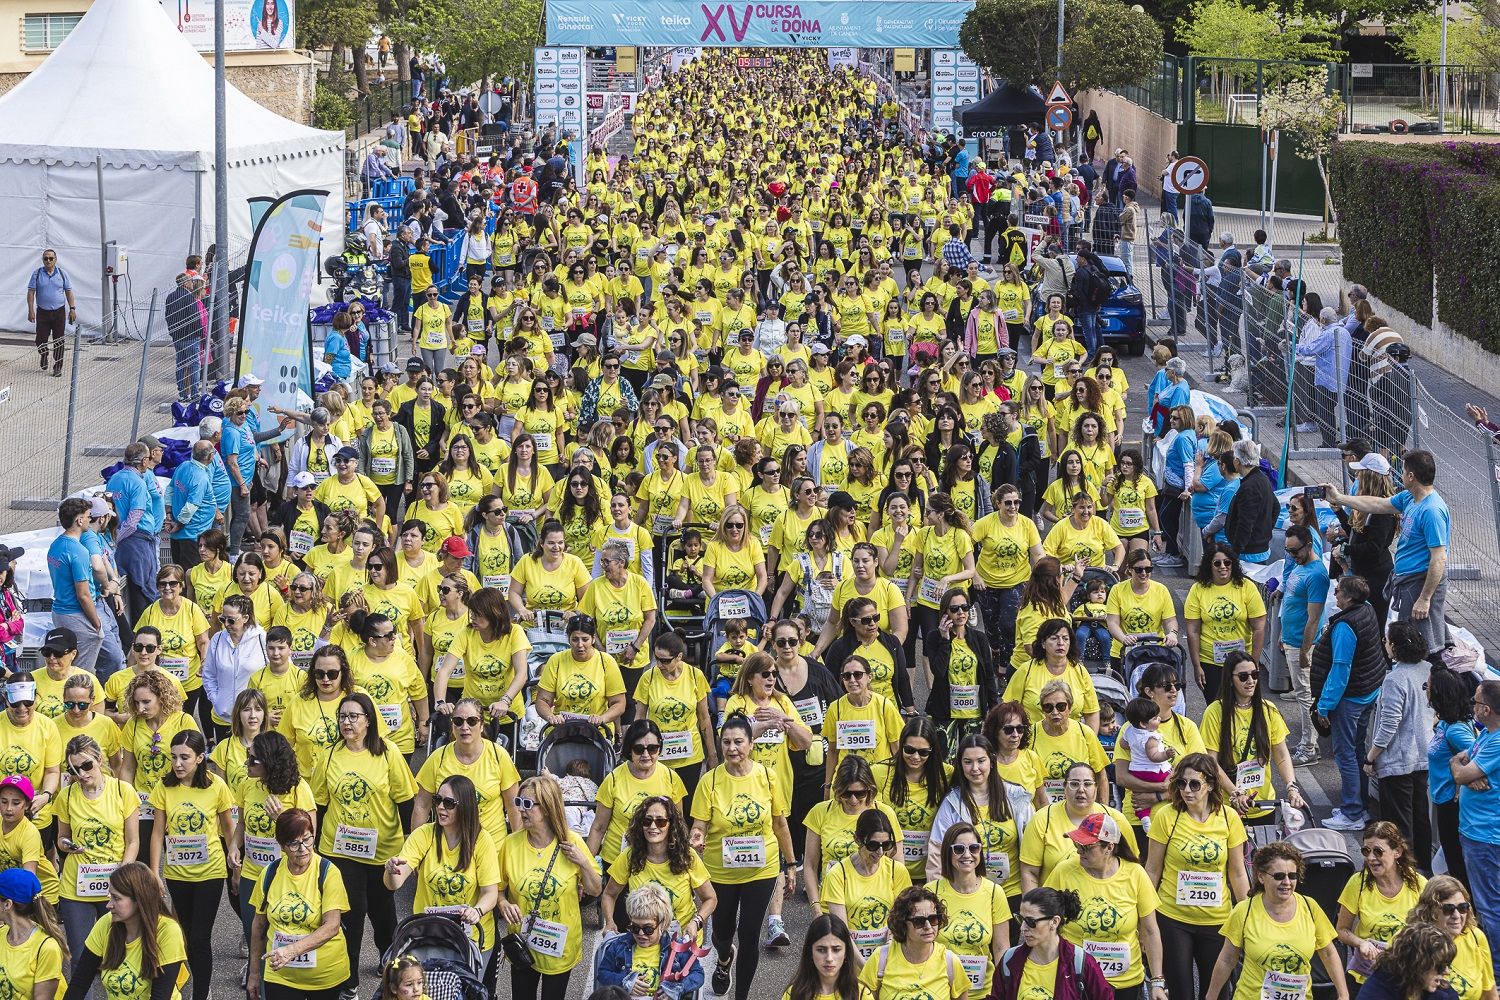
1303;485;1327;500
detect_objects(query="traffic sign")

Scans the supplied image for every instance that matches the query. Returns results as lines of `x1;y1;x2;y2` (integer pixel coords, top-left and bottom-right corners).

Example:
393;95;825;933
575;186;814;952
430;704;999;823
1045;80;1071;105
1169;155;1210;195
1046;105;1073;130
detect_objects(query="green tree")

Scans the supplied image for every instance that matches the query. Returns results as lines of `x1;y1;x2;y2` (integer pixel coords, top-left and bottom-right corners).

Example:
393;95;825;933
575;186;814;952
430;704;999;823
1258;72;1344;231
960;0;1163;93
389;0;540;86
299;0;378;93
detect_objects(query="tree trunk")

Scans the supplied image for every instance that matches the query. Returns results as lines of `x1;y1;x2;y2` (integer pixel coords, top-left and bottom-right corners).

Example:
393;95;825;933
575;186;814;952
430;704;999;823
396;43;413;83
1316;155;1337;232
352;47;370;95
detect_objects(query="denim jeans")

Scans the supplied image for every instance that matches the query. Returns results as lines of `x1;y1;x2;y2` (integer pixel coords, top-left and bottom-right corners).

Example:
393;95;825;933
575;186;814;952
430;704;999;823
60;898;107;968
1077;307;1100;355
1460;836;1500;984
977;583;1025;667
1330;698;1374;817
171;335;201;400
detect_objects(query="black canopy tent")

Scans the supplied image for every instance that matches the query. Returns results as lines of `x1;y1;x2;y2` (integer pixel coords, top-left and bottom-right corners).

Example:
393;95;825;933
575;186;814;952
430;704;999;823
957;83;1047;137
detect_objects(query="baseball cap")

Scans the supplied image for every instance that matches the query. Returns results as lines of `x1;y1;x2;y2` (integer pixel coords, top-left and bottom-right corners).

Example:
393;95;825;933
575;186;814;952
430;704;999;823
138;435;164;450
845;334;868;347
89;496;110;518
0;547;22;576
0;775;34;803
576;333;598;348
334;446;360;462
650;374;676;390
1067;811;1122;846
1347;453;1392;476
405;357;426;373
42;627;78;655
0;867;41;904
810;343;830;355
440;536;472;559
288;471;317;489
237;374;265;388
653;349;675;362
378;362;400;375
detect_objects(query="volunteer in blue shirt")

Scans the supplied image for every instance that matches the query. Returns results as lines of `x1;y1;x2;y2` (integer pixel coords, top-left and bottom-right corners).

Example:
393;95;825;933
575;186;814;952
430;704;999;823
168;439;220;568
1310;575;1385;832
324;322;353;381
26;248;75;376
1280;524;1329;767
221;397;258;554
200;418;234;524
1449;678;1500;984
1326;448;1450;661
107;441;165;625
46;497;106;669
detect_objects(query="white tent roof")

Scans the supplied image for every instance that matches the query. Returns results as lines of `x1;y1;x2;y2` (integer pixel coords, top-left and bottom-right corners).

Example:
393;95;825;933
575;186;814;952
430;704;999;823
0;0;344;170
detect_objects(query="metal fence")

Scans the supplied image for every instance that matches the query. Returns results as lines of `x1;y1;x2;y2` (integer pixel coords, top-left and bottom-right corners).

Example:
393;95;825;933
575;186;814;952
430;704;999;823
1118;210;1500;655
1117;55;1182;124
346;79;414;141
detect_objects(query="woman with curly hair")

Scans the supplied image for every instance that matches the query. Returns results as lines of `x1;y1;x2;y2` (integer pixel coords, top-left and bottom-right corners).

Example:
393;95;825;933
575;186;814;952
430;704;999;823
1358;923;1459;1000
232;730;314;940
1206;842;1349;1000
601;794;715;939
857;884;967;1000
1406;876;1494;1000
1337;821;1427;987
118;669;200;848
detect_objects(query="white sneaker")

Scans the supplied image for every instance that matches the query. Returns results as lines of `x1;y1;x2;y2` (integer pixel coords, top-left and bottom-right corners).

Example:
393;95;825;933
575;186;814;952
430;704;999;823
1323;809;1369;831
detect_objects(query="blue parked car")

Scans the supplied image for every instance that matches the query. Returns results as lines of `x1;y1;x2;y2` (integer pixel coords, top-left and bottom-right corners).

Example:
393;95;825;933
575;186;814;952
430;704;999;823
1068;254;1146;355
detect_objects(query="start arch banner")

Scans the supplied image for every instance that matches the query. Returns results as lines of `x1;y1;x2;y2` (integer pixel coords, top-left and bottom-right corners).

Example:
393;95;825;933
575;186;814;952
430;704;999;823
545;0;975;48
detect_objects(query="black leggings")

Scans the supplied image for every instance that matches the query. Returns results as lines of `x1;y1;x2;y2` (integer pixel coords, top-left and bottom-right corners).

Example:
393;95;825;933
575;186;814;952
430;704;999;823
183;688;215;736
711;876;777;1000
1436;798;1468;886
266;986;343;1000
1159;494;1186;557
672;761;704;804
331;856;399;991
166;877;223;1000
510;963;571;1000
1157;911;1224;1000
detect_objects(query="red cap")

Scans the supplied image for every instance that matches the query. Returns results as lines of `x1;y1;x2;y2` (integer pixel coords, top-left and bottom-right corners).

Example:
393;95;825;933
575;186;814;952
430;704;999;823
440;536;472;559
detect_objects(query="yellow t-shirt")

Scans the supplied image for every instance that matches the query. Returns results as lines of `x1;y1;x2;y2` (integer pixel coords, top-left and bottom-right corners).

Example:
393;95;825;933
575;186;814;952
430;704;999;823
823;693;904;772
823;855;913;958
450;624;532;709
1104;581;1177;658
579;574;658;656
1003;659;1101;726
1045;856;1159;986
103;666;186;713
512;553;591;613
724;692;801;797
1450;928;1497;1000
415;742;521;847
1222;894;1336;1000
397;824;503;946
249;665;308;727
1031;720;1111;803
1147;802;1248;926
276;694;346;775
971;513;1042;589
347;648;427;754
830;578;905;632
689;762;788;885
1019;802;1139;886
313;744;417;863
606;848;712;939
873;762;953;878
1201;701;1290;811
538;649;626;720
237;779;317;884
805;799;905;875
148;774;237;882
496;829;595;974
634;666;712;769
911;525;975;609
33;669;102;720
54;777;139;901
1107;475;1159;537
1183;580;1267;666
594;762;688;866
1043;516;1122;568
0;714;63;825
135;601;210;690
1335;873;1427;981
249;850;352;990
856;940;967;1000
702;538;766;592
55;710;121;760
1114;713;1205;817
0;819;61;903
83;913;187;1000
929;877;1013;995
0;922;66;1000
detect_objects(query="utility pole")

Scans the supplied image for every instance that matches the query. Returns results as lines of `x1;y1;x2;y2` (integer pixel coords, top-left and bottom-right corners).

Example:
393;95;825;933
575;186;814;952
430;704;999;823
212;0;230;380
1056;0;1065;72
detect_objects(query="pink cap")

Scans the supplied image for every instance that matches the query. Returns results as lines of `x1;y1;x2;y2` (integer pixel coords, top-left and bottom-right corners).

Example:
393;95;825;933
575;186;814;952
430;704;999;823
0;775;35;802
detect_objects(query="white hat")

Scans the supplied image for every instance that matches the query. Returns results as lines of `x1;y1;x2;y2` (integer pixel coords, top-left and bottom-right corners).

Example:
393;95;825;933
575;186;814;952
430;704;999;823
810;343;830;355
1348;453;1392;476
845;334;868;347
237;374;264;388
289;471;317;489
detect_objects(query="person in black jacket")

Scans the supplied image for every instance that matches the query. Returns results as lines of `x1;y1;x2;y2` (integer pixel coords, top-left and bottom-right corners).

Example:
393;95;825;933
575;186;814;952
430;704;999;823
823;597;913;713
1311;575;1389;830
273;472;330;564
387;225;414;335
1332;455;1399;625
1352;918;1458;1000
395;381;447;479
1223;439;1276;562
925;587;998;737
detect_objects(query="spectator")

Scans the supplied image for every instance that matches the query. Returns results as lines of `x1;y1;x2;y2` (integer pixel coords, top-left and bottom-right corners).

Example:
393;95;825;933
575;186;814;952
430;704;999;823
1333;452;1398;626
1365;620;1435;870
1117;191;1140;275
164;273;208;402
167;440;219;568
1311;574;1387;831
1295;307;1353;447
47;498;106;669
1103;149;1136;206
1090;194;1120;255
940;223;973;271
360;147;394;193
1428;667;1475;887
388;225;414;333
26;248;76;376
1327;449;1450;664
1280;524;1329;767
106;442;165;625
1450;677;1500;977
1222;440;1275;563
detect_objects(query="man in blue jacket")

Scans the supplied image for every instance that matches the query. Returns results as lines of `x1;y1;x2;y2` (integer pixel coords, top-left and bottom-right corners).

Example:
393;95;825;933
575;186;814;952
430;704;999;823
167;440;219;568
106;441;165;626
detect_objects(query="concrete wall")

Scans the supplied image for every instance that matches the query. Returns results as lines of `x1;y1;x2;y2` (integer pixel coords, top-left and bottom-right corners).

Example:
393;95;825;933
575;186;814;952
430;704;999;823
1076;88;1177;197
1367;287;1500;389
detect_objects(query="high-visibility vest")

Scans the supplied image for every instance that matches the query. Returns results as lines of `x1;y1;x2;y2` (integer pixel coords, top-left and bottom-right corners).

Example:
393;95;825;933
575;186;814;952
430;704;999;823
511;176;538;214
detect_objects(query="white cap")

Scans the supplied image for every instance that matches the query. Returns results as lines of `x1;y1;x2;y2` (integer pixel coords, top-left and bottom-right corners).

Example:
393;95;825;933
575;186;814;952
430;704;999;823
1347;453;1392;476
810;343;830;355
845;334;868;347
237;374;264;388
289;471;317;489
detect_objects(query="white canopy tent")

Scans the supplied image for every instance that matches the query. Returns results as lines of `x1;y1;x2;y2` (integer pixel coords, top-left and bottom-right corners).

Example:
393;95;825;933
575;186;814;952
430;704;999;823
0;0;345;336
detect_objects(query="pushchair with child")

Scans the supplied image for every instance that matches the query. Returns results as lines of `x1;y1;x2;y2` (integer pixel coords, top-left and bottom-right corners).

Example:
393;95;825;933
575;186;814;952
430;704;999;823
376;913;487;1000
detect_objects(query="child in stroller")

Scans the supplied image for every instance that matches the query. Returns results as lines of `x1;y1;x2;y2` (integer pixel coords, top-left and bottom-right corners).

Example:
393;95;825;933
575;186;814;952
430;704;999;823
381;954;428;1000
558;758;600;839
1073;577;1112;666
666;529;707;611
712;618;753;714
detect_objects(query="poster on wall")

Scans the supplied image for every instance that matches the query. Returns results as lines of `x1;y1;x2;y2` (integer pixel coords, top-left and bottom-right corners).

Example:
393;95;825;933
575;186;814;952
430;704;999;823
167;0;294;50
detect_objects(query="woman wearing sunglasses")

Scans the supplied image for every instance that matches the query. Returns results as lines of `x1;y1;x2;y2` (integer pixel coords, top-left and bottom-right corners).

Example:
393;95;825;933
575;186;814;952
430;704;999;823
1005;620;1101;733
347;609;428;766
992;886;1113;1000
602;795;715;942
232;731;314;942
929;821;1012;998
53;672;117;768
1020;758;1137;894
270;573;332;671
927;589;1000;738
1104;549;1180;671
118;670;199;848
822;808;911;961
101;626;185;725
856;884;969;1000
806;753;905;920
1113;662;1208;832
419;574;470;695
413;691;520;843
1406;876;1492;1000
497;774;601;1000
1142;752;1250;1000
587;719;687;879
53;733;139;956
462;495;514;594
874;718;951;883
1201;650;1304;825
1205;842;1349;1000
725;648;813;808
597;883;708;996
135;562;211;722
1335;822;1425;991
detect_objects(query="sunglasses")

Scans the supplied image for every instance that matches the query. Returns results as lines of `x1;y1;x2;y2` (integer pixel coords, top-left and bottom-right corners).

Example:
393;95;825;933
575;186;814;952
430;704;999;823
907;914;940;928
132;643;158;653
313;668;342;680
370;631;397;641
1132;566;1154;574
62;700;91;711
514;795;536;810
1176;777;1205;792
434;795;461;811
1000;724;1027;736
841;670;867;681
946;604;970;614
68;758;97;774
631;743;662;756
628;923;659;936
289;584;312;592
1042;702;1070;714
1019;915;1049;929
641;815;670;829
1266;871;1299;882
453;715;483;728
951;843;982;856
863;839;895;853
1441;902;1473;915
839;788;870;800
1233;671;1259;682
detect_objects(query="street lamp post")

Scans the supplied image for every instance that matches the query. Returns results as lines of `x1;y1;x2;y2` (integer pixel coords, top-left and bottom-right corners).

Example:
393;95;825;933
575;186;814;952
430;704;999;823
1056;0;1065;72
212;0;230;380
1438;0;1449;135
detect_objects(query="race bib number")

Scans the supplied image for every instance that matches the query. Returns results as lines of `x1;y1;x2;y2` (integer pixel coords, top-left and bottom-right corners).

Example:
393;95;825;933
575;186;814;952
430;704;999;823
1236;760;1266;793
137;790;154;821
1053;364;1066;379
605;629;636;655
1175;870;1224;907
836;719;877;751
1083;940;1130;979
851;927;888;959
273;931;316;968
289;530;315;556
160;657;189;681
333;823;378;861
165;834;209;867
719;592;751;619
533;432;555;453
985;850;1011;882
759;524;774;545
660;730;693;762
903;828;928;865
1117;507;1146;531
792;696;825;729
950;685;979;716
76;862;117;898
755;726;785;746
467;318;484;334
1262;971;1309;1000
918;577;944;605
527;917;569;959
540;314;556;331
722;835;766;869
958;954;988;991
371;456;397;477
1043;778;1065;803
1212;638;1246;664
246;834;281;869
482;573;511;596
378;703;403;731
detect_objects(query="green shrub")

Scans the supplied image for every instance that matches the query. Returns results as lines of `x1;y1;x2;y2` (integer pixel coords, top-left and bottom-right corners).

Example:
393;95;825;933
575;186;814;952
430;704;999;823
313;82;354;133
1330;141;1434;325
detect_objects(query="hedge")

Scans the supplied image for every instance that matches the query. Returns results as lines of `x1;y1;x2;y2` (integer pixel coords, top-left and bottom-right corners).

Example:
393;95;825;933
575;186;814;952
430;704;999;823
1331;140;1500;354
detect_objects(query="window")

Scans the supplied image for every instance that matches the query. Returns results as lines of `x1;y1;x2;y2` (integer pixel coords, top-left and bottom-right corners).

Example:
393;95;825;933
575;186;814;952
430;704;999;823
23;13;82;51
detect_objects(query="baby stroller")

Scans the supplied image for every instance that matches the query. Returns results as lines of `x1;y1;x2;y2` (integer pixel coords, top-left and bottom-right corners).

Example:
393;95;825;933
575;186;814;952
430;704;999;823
1284;824;1356;1000
654;525;713;634
1066;566;1117;667
377;913;487;1000
536;718;619;839
701;588;769;703
513;622;572;772
1121;639;1188;713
